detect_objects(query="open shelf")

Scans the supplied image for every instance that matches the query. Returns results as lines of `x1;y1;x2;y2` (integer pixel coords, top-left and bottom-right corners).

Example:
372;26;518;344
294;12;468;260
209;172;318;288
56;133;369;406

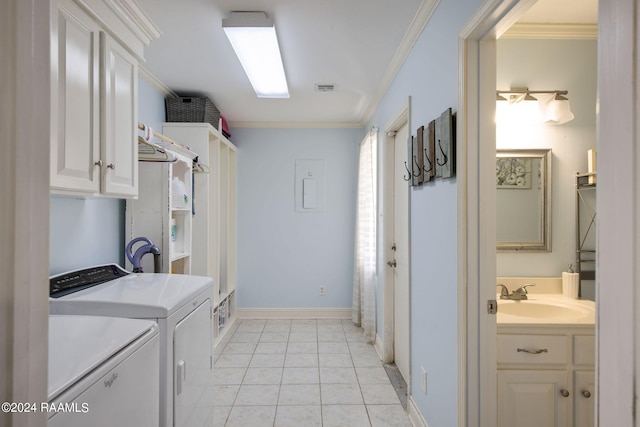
162;122;237;347
126;152;193;274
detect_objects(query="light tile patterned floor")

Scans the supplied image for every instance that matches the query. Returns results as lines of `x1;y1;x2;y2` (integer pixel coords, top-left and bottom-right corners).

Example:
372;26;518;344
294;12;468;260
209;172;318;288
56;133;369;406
208;319;414;427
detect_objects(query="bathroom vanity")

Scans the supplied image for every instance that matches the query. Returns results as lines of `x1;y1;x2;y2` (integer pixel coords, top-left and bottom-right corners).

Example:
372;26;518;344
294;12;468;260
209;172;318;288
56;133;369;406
496;295;595;427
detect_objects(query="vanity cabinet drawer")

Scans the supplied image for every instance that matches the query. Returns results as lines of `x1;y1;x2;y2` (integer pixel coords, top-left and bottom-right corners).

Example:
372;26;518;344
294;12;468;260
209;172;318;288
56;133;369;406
573;335;595;365
497;334;567;365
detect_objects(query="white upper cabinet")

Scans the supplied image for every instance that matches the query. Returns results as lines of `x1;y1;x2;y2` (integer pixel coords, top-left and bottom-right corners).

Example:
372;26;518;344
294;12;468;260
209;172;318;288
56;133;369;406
50;0;101;193
50;0;159;197
101;33;138;197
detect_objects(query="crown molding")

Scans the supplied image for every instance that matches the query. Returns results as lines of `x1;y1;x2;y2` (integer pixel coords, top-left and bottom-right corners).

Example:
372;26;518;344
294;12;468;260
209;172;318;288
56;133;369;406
501;23;598;39
360;0;440;125
229;121;362;129
139;65;176;97
105;0;162;44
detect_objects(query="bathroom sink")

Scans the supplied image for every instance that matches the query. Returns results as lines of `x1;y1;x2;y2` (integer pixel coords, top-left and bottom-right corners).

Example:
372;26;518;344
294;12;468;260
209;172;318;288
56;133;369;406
497;296;595;324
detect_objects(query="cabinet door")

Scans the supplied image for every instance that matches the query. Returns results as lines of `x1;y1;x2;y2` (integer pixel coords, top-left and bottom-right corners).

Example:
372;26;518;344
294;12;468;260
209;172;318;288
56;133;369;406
498;370;570;427
50;0;101;193
101;33;138;197
574;370;595;427
173;299;213;427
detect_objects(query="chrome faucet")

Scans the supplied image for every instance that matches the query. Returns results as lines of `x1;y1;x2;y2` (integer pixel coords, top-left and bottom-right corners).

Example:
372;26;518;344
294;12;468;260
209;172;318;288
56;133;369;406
497;283;535;300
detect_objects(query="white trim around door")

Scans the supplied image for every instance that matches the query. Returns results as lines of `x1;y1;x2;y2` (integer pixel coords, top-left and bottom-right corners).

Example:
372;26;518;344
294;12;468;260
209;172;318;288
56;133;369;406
379;99;411;378
457;1;536;426
0;0;51;423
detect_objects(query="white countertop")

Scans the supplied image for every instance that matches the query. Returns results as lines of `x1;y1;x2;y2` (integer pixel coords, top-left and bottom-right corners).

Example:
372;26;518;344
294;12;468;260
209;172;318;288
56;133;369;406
496;294;595;325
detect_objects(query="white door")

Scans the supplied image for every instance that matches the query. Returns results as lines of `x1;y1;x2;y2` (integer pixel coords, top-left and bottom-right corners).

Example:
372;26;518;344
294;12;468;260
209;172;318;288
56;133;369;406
174;300;213;427
50;0;101;193
574;370;595;427
392;122;410;382
101;32;138;197
497;369;569;427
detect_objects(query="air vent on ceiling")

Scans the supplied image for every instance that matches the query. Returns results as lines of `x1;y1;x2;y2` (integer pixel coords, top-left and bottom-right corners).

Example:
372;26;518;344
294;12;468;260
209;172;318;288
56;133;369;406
315;84;336;92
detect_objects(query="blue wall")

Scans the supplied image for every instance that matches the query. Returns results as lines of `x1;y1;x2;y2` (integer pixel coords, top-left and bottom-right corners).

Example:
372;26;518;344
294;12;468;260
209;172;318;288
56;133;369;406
138;78;166;132
365;0;483;424
232;127;361;309
49;78;166;275
49;196;124;275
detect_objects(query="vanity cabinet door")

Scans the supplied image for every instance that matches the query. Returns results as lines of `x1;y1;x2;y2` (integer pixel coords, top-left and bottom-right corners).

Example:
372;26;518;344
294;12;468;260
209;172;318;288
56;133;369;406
497;370;570;427
574;370;594;427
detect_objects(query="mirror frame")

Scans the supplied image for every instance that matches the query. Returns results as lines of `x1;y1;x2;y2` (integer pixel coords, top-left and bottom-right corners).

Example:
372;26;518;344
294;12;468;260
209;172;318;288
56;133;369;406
496;148;552;252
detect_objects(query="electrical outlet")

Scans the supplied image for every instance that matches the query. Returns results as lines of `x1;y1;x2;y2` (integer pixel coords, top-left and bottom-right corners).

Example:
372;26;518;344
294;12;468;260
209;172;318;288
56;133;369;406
421;366;427;395
319;286;326;296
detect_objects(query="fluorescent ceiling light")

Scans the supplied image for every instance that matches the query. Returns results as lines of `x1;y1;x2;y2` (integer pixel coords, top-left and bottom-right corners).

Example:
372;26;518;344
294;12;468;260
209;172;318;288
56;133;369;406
223;12;289;98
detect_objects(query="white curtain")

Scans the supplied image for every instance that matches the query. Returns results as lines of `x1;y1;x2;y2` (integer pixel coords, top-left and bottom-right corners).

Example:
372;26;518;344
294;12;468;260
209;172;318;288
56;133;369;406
352;128;377;342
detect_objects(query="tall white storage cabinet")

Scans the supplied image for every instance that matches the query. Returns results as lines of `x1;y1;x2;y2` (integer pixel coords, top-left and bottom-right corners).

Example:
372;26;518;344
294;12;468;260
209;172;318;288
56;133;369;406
162;123;237;344
125;153;193;274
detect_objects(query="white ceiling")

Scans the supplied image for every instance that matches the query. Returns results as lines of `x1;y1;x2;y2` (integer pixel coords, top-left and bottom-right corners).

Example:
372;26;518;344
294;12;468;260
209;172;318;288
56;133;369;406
138;0;422;126
518;0;597;24
138;0;597;127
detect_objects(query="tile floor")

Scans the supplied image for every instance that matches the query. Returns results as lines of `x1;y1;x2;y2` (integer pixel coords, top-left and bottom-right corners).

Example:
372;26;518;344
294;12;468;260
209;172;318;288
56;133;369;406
208;319;414;427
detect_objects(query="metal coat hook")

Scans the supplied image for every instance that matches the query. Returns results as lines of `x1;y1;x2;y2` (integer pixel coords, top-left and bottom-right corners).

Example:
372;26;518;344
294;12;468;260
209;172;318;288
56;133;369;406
423;148;433;173
437;139;448;166
403;161;412;181
412;155;422;177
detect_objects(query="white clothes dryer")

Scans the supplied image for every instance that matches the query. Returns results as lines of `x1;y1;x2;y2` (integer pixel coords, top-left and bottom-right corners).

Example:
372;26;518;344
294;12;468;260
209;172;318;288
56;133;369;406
48;315;159;427
49;265;214;427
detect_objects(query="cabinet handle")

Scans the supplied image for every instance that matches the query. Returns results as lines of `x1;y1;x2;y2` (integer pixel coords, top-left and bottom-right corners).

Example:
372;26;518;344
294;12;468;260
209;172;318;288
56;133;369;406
107;163;115;169
516;348;548;354
387;260;397;267
581;389;591;398
94;160;103;167
560;389;570;398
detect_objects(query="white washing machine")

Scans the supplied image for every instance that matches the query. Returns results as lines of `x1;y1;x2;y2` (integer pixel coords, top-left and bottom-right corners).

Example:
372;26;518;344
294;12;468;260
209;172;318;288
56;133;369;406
48;315;159;427
49;265;214;427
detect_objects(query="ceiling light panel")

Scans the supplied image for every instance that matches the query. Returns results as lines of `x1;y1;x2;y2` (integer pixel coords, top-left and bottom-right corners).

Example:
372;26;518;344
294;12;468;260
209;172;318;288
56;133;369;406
223;12;289;98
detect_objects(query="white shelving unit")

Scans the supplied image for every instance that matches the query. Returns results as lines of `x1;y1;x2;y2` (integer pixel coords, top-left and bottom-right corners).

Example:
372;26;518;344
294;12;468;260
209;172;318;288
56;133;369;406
163;122;237;345
576;172;596;298
125;152;193;274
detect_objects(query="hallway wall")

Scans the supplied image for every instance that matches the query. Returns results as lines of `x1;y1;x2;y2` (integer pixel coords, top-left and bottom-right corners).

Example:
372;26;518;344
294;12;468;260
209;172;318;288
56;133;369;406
365;0;484;424
233;126;361;310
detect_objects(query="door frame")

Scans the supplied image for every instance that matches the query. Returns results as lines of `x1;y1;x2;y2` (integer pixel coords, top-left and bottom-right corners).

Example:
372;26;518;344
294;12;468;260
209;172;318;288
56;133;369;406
0;0;50;423
379;99;411;382
457;0;537;426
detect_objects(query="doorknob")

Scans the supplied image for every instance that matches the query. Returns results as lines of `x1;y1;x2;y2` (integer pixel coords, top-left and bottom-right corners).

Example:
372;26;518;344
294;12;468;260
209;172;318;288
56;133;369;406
387;260;397;267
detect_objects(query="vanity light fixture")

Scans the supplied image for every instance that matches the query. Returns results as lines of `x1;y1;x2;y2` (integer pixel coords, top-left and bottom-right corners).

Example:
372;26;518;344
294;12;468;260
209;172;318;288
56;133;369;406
496;87;574;124
540;92;574;124
222;12;289;98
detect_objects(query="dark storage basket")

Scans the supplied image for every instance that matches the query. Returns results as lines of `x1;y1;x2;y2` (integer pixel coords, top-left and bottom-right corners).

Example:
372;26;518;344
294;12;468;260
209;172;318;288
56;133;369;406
165;96;220;129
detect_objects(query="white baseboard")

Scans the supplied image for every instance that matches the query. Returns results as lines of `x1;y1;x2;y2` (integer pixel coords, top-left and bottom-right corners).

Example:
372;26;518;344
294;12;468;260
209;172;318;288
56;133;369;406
408;395;430;427
374;333;384;360
236;307;352;319
213;317;236;350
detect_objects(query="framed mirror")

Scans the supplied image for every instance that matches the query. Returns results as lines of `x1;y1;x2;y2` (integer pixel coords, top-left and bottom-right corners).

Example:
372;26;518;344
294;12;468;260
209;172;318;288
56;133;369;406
496;148;552;252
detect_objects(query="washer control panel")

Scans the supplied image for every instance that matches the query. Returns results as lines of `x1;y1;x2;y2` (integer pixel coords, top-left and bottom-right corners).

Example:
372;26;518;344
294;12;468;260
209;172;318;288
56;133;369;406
50;264;129;298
